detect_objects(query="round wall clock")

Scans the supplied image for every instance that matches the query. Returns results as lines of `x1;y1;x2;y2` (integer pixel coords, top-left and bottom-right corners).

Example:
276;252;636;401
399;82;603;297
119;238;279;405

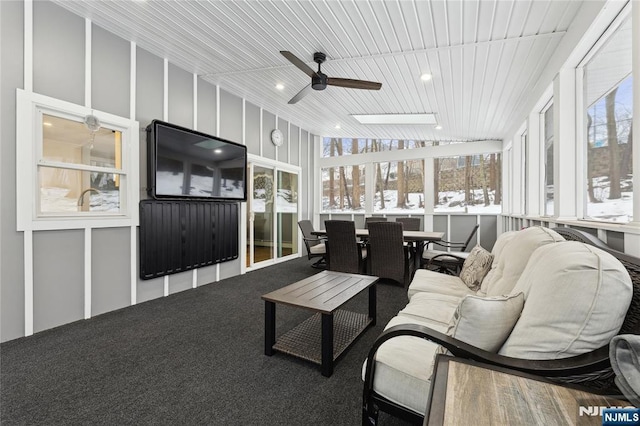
271;129;284;147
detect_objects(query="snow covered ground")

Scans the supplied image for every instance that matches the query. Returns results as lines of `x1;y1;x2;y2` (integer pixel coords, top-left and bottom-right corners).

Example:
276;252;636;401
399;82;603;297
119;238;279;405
322;189;502;214
585;177;633;222
40;187;120;213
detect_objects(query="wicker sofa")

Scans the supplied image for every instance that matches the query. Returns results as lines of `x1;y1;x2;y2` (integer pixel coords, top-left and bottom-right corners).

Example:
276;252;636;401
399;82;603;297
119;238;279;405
362;226;640;425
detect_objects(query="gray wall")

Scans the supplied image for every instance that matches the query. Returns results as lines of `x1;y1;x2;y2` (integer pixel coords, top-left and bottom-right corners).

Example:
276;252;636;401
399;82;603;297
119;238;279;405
0;0;315;342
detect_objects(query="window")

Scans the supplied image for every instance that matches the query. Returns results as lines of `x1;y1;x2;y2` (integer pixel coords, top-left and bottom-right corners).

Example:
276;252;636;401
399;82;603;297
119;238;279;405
434;154;501;213
17;90;139;230
521;130;528;214
583;14;633;223
321;165;365;212
542;102;554;216
373;159;424;212
40;114;123;214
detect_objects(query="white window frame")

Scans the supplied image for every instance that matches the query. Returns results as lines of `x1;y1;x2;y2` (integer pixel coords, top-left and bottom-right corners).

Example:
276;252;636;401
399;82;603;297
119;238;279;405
16;89;140;231
576;5;632;224
540;99;554;217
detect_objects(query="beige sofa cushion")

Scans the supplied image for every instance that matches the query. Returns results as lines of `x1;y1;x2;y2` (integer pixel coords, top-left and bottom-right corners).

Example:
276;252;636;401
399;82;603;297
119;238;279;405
500;242;633;359
459;245;494;291
444;293;525;353
479;226;565;297
399;291;462;327
362;315;447;415
407;269;475;300
478;230;517;292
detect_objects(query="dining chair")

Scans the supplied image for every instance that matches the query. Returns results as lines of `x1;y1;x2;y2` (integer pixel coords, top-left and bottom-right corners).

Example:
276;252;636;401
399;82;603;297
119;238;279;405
395;217;421;231
298;220;326;269
324;220;367;274
364;216;387;229
421;224;480;274
367;221;414;286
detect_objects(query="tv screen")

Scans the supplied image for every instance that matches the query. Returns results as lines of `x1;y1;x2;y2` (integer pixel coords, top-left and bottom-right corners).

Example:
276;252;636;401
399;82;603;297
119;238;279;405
147;120;247;201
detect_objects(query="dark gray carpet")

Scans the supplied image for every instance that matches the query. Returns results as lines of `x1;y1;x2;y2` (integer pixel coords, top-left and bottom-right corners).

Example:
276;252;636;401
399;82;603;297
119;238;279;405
1;259;414;425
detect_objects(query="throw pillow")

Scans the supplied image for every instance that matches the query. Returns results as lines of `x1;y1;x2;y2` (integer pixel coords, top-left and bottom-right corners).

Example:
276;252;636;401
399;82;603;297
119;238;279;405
437;293;525;355
459;245;494;291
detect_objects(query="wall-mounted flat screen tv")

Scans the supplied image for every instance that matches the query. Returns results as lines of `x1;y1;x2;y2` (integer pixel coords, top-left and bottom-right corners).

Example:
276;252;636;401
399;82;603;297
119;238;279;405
147;120;247;201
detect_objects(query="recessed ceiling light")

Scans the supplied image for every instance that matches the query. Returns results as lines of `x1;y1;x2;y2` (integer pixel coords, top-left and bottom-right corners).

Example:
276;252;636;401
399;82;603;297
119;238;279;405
351;113;437;125
420;73;432;81
335;124;341;129
275;83;285;91
434;125;443;130
214;148;222;154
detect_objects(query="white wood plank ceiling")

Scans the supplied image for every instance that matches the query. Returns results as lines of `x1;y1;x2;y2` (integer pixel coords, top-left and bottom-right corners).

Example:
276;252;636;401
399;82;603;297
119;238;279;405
53;0;584;142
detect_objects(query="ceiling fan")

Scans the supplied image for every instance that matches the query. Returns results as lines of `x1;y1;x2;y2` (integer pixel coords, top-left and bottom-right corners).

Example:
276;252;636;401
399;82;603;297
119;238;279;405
280;51;382;104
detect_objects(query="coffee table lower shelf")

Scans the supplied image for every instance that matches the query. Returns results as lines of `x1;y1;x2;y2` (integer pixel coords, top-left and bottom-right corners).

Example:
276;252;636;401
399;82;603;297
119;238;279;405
273;309;371;365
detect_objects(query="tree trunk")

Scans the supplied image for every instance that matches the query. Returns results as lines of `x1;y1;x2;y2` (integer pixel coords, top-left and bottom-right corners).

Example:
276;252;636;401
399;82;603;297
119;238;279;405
373;140;385;209
495;154;502;204
464;156;473;204
433;142;440;206
351;139;361;209
620;127;633;181
586;114;598;203
329;139;336;208
606;88;621;199
396;140;406;208
334;141;351;208
489;154;496;191
480;155;490;206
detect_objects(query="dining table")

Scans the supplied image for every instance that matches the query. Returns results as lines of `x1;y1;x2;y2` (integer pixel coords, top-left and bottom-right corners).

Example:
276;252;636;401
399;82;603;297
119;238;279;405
311;228;445;271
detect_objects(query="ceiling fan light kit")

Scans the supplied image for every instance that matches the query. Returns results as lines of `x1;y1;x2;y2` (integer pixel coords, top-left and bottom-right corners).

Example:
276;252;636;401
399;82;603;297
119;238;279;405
280;51;382;104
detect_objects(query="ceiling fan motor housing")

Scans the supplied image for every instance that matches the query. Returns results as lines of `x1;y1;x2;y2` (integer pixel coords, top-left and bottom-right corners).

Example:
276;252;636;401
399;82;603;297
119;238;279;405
312;52;328;90
312;73;328;90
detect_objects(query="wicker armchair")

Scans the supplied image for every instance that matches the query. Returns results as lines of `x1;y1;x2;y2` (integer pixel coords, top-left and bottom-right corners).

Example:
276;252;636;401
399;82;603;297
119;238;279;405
395;217;421;231
367;222;414;286
364;217;387;229
324;220;367;274
298;220;326;268
421;224;479;274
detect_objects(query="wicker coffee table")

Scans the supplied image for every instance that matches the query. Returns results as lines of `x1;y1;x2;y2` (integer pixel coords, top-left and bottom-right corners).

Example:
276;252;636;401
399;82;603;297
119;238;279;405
262;270;378;377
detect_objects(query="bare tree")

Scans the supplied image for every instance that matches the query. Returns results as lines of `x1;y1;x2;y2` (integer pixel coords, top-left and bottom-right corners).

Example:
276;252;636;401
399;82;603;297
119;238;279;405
329;139;336;208
334;140;351;208
433;142;440;206
351;139;361;209
495;154;502;204
479;154;490;206
396;140;406;208
373;140;385;209
464;156;473;204
586;114;598;203
606;88;621;199
489;154;496;191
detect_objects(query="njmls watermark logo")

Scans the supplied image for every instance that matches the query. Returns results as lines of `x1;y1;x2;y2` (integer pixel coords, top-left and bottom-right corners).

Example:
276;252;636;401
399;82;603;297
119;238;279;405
578;404;639;425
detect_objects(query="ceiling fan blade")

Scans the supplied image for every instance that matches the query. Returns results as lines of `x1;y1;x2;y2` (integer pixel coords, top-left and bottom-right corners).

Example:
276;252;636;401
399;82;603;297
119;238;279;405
280;51;317;78
288;84;313;104
326;78;382;90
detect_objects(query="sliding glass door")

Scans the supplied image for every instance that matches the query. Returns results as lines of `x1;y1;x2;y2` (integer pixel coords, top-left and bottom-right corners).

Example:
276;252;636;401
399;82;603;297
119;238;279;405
276;170;299;258
246;161;299;268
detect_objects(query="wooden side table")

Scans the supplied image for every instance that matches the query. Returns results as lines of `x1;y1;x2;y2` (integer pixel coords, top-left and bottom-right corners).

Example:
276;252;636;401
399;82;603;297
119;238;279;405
425;355;632;426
